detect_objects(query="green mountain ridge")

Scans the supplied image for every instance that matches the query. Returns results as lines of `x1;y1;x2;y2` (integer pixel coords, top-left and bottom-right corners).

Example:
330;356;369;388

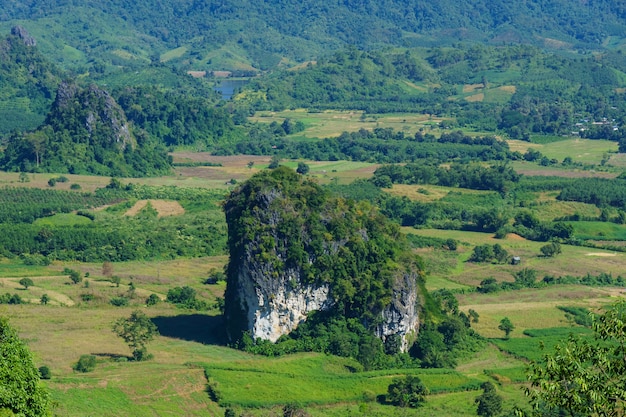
1;0;626;73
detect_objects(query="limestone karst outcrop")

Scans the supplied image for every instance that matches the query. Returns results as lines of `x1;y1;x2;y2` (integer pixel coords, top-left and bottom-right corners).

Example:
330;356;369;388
223;167;422;353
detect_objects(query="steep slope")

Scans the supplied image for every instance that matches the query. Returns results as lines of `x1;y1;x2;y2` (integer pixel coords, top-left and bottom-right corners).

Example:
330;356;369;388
223;167;424;355
0;81;171;176
0;26;62;133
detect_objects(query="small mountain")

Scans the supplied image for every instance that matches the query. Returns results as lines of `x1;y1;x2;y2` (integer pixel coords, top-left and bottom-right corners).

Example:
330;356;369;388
1;81;171;177
224;167;423;354
0;26;62;133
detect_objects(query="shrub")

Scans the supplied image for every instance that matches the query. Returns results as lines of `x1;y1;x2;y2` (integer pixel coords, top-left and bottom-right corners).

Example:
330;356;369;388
70;183;81;190
145;294;160;306
80;293;94;302
38;366;51;380
110;296;129;307
386;375;429;408
73;355;97;373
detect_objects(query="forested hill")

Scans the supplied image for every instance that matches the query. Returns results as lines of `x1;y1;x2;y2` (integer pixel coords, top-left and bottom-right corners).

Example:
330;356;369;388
0;26;62;133
0;81;172;177
1;0;625;72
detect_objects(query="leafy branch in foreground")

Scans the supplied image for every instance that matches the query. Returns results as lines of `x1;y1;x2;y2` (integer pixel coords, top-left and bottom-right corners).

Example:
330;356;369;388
525;301;626;416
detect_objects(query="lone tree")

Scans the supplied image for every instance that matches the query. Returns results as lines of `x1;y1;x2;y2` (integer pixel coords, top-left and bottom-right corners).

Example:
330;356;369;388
475;381;503;417
0;317;51;416
498;317;515;339
112;310;159;361
386;375;429;408
525;301;626;416
19;277;34;290
296;162;310;175
40;294;50;305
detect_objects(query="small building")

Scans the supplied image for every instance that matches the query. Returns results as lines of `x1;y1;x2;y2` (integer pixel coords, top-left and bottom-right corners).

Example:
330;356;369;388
511;256;521;265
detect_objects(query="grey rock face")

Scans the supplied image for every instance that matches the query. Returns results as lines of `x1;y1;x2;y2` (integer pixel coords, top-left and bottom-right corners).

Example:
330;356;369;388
11;26;36;46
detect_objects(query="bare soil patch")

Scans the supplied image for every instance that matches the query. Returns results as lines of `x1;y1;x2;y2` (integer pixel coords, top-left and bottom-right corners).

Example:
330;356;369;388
585;252;617;257
124;200;185;217
505;233;526;241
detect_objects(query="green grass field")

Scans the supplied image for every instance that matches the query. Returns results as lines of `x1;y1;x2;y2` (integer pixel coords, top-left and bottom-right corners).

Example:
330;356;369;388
250;109;446;139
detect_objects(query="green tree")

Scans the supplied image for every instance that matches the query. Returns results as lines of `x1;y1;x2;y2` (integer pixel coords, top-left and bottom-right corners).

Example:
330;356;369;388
0;317;51;416
145;294;160;306
268;155;281;169
19;277;34;289
386;375;429;408
525;301;626;416
39;294;49;305
111;276;121;287
112;310;159;361
540;241;561;257
296;162;310;175
475;381;503;417
498;317;515;339
68;270;82;285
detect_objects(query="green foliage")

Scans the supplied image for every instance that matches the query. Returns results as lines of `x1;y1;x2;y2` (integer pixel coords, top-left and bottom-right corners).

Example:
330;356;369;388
475;382;503;417
145;294;160;306
109;296;129;307
218;129;514;166
39;294;49;305
38;366;51;380
0;28;62;134
19;277;34;289
525;301;626;416
469;244;509;264
112;310;159;361
114;86;243;148
557;306;593;327
0;317;51;416
0;185;227;263
296;162;310;175
0;293;24;305
224;167;424;359
498;317;515;339
1;81;172;177
373;157;519;193
386;375;429;408
73;354;97;373
540;241;561;257
166;286;209;310
67;269;82;285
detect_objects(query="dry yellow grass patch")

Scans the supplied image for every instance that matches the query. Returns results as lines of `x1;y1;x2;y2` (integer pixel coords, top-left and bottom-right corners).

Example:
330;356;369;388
498;85;517;94
465;93;485;102
124;200;185;217
463;83;484;93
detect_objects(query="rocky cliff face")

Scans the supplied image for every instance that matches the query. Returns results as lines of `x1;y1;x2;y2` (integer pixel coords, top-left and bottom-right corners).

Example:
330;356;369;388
224;167;421;352
50;81;134;151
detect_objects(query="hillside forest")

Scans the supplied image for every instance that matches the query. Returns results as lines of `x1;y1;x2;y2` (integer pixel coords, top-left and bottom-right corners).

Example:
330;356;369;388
2;2;626;415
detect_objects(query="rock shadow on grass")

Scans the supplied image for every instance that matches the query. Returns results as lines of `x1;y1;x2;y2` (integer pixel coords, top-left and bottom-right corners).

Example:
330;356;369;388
151;314;227;345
